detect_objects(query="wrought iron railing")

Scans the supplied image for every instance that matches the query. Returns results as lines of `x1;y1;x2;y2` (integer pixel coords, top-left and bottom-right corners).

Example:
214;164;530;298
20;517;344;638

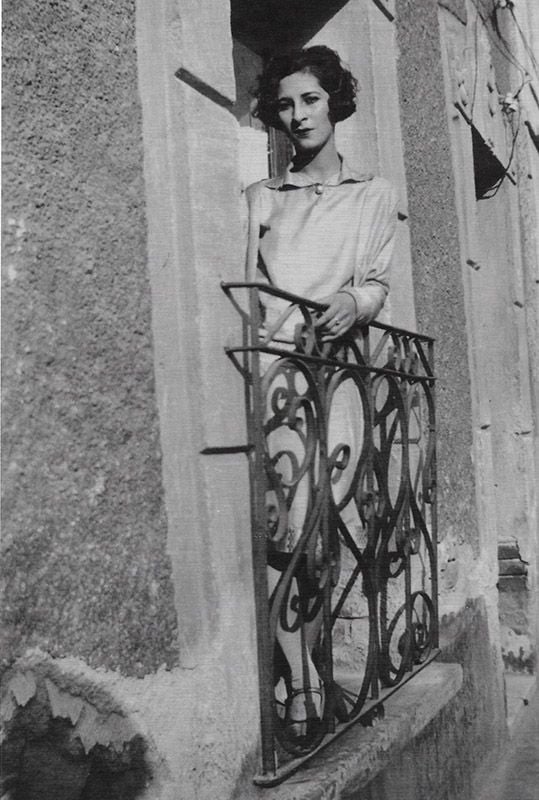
223;282;438;786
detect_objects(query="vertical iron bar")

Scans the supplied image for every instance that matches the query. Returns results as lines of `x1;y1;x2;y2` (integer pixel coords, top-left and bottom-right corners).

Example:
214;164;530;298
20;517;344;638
404;532;413;673
319;362;335;733
429;338;439;649
402;375;413;673
365;326;380;701
246;286;276;775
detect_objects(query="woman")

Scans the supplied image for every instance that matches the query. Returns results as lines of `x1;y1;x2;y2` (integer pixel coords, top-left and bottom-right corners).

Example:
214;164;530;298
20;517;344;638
245;45;398;742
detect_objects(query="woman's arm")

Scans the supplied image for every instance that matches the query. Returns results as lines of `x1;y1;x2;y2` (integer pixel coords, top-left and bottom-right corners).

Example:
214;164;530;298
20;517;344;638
347;181;399;323
316;181;399;339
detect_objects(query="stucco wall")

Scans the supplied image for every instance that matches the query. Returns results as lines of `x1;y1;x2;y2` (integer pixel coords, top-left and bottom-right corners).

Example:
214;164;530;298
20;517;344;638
1;0;179;676
395;0;479;564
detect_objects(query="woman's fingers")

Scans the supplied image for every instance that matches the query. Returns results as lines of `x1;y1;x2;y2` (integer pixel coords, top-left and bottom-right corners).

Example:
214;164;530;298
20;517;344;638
316;296;348;326
315;293;356;338
315;300;337;328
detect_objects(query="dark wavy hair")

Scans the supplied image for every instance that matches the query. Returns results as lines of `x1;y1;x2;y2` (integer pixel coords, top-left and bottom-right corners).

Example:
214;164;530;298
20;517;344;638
253;45;358;130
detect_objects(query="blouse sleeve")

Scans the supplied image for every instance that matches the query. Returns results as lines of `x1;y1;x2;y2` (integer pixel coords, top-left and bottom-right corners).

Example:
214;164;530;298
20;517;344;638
348;180;399;324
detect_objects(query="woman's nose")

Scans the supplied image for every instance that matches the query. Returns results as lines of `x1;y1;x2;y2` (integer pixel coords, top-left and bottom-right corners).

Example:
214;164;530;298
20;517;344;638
293;103;307;122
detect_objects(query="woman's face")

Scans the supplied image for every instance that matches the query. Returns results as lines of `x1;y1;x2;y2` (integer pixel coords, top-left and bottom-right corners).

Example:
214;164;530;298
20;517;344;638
276;70;334;153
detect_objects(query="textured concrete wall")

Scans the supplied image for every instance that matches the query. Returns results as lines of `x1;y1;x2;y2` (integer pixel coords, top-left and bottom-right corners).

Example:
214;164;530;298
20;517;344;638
395;0;479;562
515;124;539;672
1;0;179;676
504;0;539;672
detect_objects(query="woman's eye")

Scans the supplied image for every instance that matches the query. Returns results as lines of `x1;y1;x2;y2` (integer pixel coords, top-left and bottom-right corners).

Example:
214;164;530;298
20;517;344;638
305;96;319;104
277;101;291;112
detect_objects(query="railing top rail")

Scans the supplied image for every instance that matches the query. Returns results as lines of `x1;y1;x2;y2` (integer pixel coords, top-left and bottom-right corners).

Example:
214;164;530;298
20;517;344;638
225;344;436;383
221;281;436;344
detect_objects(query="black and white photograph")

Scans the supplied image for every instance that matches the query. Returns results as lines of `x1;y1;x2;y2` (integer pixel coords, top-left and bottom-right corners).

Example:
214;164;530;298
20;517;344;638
2;1;539;798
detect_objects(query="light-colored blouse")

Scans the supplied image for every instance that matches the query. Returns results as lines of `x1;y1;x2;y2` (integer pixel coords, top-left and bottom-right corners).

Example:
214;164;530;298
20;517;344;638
245;158;398;338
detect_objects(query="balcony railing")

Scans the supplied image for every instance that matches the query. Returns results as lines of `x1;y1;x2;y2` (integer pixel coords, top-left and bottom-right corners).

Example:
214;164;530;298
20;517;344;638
223;282;438;786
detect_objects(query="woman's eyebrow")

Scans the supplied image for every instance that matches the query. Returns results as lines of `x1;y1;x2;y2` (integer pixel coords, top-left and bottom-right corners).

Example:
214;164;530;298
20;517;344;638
277;91;321;100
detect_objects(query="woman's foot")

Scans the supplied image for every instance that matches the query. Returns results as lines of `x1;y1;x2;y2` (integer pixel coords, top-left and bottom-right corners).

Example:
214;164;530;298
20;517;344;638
285;682;324;739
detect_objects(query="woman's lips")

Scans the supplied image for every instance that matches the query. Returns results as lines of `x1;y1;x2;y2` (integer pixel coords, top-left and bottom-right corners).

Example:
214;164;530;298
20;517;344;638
294;128;313;137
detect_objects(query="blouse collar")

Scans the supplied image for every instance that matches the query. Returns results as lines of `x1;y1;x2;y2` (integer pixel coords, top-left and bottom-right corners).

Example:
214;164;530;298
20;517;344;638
264;157;373;190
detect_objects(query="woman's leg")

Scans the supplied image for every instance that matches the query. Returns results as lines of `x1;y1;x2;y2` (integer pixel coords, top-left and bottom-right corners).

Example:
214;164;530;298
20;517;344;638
267;565;323;735
263;363;325;734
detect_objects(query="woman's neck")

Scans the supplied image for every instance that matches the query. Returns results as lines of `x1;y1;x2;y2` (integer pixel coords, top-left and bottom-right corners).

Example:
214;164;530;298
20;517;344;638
292;138;341;183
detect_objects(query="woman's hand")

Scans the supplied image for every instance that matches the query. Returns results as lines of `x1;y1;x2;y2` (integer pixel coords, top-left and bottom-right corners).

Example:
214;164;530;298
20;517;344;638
315;291;357;341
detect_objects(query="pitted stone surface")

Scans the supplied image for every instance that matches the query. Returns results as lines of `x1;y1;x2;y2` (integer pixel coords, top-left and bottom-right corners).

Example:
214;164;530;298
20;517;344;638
395;0;479;559
1;0;179;675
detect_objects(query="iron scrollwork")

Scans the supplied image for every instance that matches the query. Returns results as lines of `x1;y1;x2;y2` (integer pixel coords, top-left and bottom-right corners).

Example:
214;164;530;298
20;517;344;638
223;282;438;784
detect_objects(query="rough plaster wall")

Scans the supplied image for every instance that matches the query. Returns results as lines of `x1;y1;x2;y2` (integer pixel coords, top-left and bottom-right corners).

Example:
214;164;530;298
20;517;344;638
395;0;479;566
1;0;179;676
1;647;261;800
515;132;539;661
474;184;534;554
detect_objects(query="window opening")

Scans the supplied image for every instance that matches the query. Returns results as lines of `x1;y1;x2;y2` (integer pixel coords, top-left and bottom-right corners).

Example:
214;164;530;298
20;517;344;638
230;1;437;784
231;0;349;56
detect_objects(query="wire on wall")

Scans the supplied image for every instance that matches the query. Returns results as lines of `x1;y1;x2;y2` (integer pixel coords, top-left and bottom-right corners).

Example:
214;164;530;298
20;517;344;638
470;0;530;82
465;0;537;196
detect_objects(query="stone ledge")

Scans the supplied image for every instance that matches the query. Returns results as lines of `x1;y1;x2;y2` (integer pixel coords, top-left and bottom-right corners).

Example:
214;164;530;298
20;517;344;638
252;661;463;799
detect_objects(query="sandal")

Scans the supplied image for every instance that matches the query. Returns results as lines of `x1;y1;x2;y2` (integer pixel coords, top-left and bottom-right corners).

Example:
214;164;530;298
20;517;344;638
285;682;324;740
